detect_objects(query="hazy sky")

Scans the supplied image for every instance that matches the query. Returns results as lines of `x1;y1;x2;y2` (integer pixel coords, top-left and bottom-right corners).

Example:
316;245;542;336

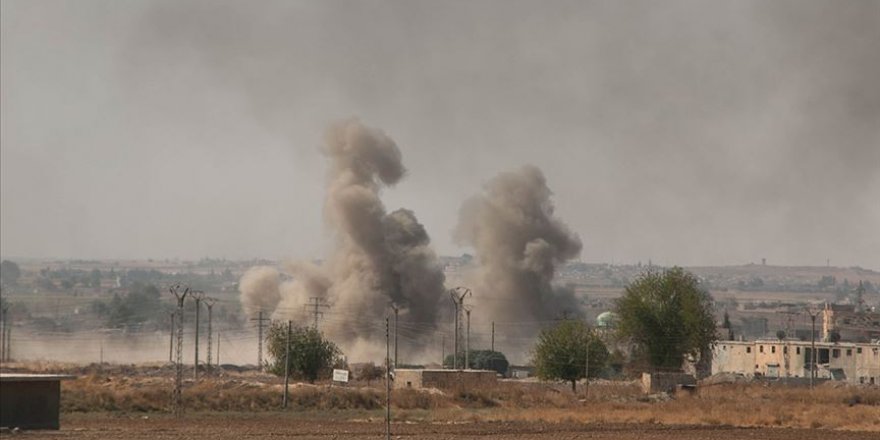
2;0;878;268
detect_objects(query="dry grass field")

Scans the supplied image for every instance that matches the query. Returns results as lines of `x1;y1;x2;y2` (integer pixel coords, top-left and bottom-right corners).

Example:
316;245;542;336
3;362;879;438
4;362;876;432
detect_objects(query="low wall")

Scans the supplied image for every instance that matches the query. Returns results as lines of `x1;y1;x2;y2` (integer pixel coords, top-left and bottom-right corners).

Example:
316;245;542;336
641;372;696;394
394;369;497;390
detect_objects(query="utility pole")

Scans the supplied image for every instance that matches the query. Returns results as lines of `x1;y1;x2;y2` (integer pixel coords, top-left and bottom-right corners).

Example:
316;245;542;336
168;312;175;363
584;334;590;398
385;316;392;440
204;298;216;370
807;307;820;389
449;287;471;369
465;307;472;369
216;330;220;367
491;321;495;353
251;311;270;370
0;304;8;364
5;309;10;362
170;284;189;417
305;297;329;330
441;334;445;368
390;303;400;368
283;320;291;408
192;290;204;380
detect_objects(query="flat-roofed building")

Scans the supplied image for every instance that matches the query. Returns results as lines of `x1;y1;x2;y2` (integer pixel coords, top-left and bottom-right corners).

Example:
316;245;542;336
712;340;879;385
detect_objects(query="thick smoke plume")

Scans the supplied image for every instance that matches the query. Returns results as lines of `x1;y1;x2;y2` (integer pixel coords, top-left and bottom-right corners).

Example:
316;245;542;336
238;266;282;317
455;165;583;328
242;120;446;358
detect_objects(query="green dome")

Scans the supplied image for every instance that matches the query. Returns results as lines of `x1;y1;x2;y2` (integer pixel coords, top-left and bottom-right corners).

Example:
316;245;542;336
596;311;618;328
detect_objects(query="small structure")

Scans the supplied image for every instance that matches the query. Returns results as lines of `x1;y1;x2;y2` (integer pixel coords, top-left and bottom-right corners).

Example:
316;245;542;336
393;369;496;390
1;374;75;430
641;372;696;394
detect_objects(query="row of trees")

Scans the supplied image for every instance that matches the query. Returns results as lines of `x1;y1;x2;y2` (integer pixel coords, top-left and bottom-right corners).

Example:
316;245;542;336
535;268;715;390
263;267;717;390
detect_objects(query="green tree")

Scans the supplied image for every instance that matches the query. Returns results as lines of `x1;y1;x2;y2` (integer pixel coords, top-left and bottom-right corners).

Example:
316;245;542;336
442;350;509;375
615;267;716;372
356;362;384;385
0;260;21;285
266;323;342;383
532;319;608;393
89;269;102;288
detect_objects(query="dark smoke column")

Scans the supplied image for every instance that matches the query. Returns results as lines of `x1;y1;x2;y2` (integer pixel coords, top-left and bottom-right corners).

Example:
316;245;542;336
314;120;446;342
455;165;583;330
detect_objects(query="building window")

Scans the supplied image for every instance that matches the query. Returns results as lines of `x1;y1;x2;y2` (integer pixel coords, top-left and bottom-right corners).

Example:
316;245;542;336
832;349;840;358
771;346;776;354
846;349;852;356
796;347;801;355
760;345;764;353
747;347;751;353
857;348;862;354
783;346;788;354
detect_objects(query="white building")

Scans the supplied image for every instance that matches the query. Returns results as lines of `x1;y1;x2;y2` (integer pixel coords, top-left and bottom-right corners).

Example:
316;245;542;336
712;339;880;385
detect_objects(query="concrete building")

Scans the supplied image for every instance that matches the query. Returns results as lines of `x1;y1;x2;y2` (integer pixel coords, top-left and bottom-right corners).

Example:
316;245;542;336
712;340;880;385
823;303;880;342
393;369;497;390
1;374;75;430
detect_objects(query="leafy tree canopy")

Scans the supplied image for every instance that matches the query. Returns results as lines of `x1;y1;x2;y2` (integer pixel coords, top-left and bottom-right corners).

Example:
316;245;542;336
443;350;509;375
615;267;716;371
1;260;21;286
266;323;343;383
532;319;608;392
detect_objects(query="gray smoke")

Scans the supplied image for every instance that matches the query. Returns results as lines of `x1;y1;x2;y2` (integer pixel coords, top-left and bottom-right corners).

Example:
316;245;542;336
455;165;583;327
245;120;446;356
238;266;281;318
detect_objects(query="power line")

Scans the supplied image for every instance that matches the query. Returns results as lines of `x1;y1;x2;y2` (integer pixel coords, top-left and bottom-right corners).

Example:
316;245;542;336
449;286;471;370
169;283;189;417
204;297;216;370
192;290;205;381
251;311;270;371
305;297;330;330
390;303;400;368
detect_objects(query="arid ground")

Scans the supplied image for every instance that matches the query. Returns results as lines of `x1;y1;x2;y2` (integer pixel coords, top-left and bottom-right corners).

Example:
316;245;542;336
10;415;880;440
2;363;879;439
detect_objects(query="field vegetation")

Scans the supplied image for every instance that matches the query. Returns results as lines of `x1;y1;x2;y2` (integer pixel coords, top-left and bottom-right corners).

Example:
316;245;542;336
7;362;876;431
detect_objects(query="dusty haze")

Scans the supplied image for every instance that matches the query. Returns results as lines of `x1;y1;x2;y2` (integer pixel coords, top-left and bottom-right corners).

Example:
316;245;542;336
2;0;879;268
239;120;448;360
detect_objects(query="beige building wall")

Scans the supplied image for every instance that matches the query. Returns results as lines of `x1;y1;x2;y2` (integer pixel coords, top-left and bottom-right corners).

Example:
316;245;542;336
712;340;879;384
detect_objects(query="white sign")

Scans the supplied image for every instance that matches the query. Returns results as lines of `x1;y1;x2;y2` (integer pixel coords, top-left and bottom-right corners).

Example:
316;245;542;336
332;369;349;383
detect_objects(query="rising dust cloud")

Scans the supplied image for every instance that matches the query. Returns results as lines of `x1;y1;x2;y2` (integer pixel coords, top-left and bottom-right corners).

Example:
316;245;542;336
238;122;581;361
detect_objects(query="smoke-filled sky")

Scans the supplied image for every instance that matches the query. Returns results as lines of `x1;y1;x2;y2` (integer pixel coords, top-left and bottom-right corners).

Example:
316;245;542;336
2;0;878;268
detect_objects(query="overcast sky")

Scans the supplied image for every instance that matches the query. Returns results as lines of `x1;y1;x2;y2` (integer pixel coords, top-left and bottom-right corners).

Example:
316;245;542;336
2;0;878;268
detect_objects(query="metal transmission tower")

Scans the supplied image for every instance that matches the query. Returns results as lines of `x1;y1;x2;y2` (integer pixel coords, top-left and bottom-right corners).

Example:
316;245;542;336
204;298;216;370
305;297;329;329
191;290;205;380
390;303;400;368
465;306;472;369
168;312;176;363
385;316;391;440
449;287;471;370
251;311;270;370
169;284;190;417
